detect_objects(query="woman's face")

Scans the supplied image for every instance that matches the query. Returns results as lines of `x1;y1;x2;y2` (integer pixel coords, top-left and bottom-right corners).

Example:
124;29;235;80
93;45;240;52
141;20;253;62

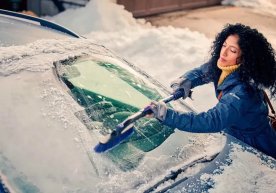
218;34;242;67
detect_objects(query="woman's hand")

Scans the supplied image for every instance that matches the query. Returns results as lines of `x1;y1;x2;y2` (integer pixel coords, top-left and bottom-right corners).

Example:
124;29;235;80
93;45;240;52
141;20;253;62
170;77;192;99
145;101;167;121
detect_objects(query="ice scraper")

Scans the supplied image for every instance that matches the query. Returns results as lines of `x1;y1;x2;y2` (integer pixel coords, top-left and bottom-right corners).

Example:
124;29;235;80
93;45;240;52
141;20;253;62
94;90;187;153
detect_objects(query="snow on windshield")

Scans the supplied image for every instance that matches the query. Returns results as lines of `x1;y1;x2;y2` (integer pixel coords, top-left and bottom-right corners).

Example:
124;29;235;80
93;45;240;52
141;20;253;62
1;0;276;192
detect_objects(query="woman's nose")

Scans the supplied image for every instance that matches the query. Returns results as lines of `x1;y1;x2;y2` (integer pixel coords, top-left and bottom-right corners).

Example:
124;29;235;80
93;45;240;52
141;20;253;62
222;48;227;56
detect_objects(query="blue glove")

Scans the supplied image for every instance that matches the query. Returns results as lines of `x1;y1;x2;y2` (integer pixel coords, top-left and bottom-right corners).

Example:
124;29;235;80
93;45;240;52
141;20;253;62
170;77;191;99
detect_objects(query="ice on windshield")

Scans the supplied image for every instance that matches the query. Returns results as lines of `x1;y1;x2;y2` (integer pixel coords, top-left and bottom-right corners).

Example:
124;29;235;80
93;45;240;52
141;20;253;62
55;57;175;169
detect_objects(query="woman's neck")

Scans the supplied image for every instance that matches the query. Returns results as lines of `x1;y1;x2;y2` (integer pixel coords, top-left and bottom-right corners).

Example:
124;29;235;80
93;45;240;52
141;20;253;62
217;62;240;86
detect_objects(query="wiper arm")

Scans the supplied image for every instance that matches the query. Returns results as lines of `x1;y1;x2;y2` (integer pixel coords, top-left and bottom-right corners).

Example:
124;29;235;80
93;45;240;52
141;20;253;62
144;152;219;193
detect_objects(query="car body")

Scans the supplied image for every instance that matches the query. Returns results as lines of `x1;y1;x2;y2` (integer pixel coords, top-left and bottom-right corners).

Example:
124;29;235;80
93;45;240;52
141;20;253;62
0;9;275;193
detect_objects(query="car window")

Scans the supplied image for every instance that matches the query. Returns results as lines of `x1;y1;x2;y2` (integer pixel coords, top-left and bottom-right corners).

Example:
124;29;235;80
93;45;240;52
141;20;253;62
54;57;176;169
0;15;75;47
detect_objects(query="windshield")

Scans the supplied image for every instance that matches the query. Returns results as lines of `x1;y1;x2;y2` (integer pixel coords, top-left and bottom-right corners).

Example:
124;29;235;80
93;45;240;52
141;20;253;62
55;57;178;168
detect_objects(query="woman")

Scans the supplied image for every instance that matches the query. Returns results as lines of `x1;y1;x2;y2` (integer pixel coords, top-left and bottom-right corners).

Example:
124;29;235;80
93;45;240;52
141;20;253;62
149;23;276;158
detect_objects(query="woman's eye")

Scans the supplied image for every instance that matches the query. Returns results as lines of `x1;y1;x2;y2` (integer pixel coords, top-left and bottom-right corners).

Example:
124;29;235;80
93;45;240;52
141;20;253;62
230;49;237;53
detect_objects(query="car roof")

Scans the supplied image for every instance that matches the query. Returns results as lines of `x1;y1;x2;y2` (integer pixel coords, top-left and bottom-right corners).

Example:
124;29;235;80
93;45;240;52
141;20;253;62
0;9;80;47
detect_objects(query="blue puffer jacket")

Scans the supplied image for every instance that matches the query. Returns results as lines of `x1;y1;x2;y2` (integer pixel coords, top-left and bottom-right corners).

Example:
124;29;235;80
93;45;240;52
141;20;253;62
163;63;276;158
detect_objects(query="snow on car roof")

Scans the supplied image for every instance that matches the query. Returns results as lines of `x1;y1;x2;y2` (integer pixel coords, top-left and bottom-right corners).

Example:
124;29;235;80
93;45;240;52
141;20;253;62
0;9;80;47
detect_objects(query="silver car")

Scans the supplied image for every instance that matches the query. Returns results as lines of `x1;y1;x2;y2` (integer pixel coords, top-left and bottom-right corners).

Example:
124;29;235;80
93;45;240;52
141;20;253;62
0;9;275;193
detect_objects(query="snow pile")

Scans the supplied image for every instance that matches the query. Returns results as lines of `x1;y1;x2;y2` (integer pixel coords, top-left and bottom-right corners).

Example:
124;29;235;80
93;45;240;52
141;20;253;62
48;0;141;34
222;0;276;16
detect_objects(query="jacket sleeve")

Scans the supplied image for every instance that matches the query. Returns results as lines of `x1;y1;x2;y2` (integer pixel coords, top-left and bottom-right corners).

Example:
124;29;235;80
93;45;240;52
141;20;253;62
182;62;213;89
161;92;243;133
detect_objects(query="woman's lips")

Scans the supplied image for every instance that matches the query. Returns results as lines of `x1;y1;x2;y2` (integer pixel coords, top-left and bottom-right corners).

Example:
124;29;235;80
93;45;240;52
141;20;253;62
219;57;227;62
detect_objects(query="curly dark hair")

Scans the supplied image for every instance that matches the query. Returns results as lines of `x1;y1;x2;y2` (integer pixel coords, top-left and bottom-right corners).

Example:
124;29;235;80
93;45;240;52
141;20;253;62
209;23;276;97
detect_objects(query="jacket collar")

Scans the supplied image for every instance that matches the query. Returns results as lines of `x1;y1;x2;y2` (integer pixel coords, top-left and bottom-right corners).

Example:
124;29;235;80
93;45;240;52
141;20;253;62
216;71;242;91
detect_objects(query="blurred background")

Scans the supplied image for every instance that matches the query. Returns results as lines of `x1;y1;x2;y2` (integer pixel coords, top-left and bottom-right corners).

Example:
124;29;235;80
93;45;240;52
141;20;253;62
0;0;222;17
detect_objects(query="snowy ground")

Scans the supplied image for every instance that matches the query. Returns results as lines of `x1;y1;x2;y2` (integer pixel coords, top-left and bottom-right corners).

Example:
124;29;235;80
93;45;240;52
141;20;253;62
0;0;276;192
222;0;276;16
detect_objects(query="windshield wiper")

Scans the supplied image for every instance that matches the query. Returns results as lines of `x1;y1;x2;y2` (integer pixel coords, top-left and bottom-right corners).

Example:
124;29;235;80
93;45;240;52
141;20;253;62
144;152;219;193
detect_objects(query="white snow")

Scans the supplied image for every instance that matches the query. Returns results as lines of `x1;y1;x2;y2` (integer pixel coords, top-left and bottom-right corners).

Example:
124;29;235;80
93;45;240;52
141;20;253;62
1;0;276;192
222;0;276;16
207;144;276;193
46;0;139;34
